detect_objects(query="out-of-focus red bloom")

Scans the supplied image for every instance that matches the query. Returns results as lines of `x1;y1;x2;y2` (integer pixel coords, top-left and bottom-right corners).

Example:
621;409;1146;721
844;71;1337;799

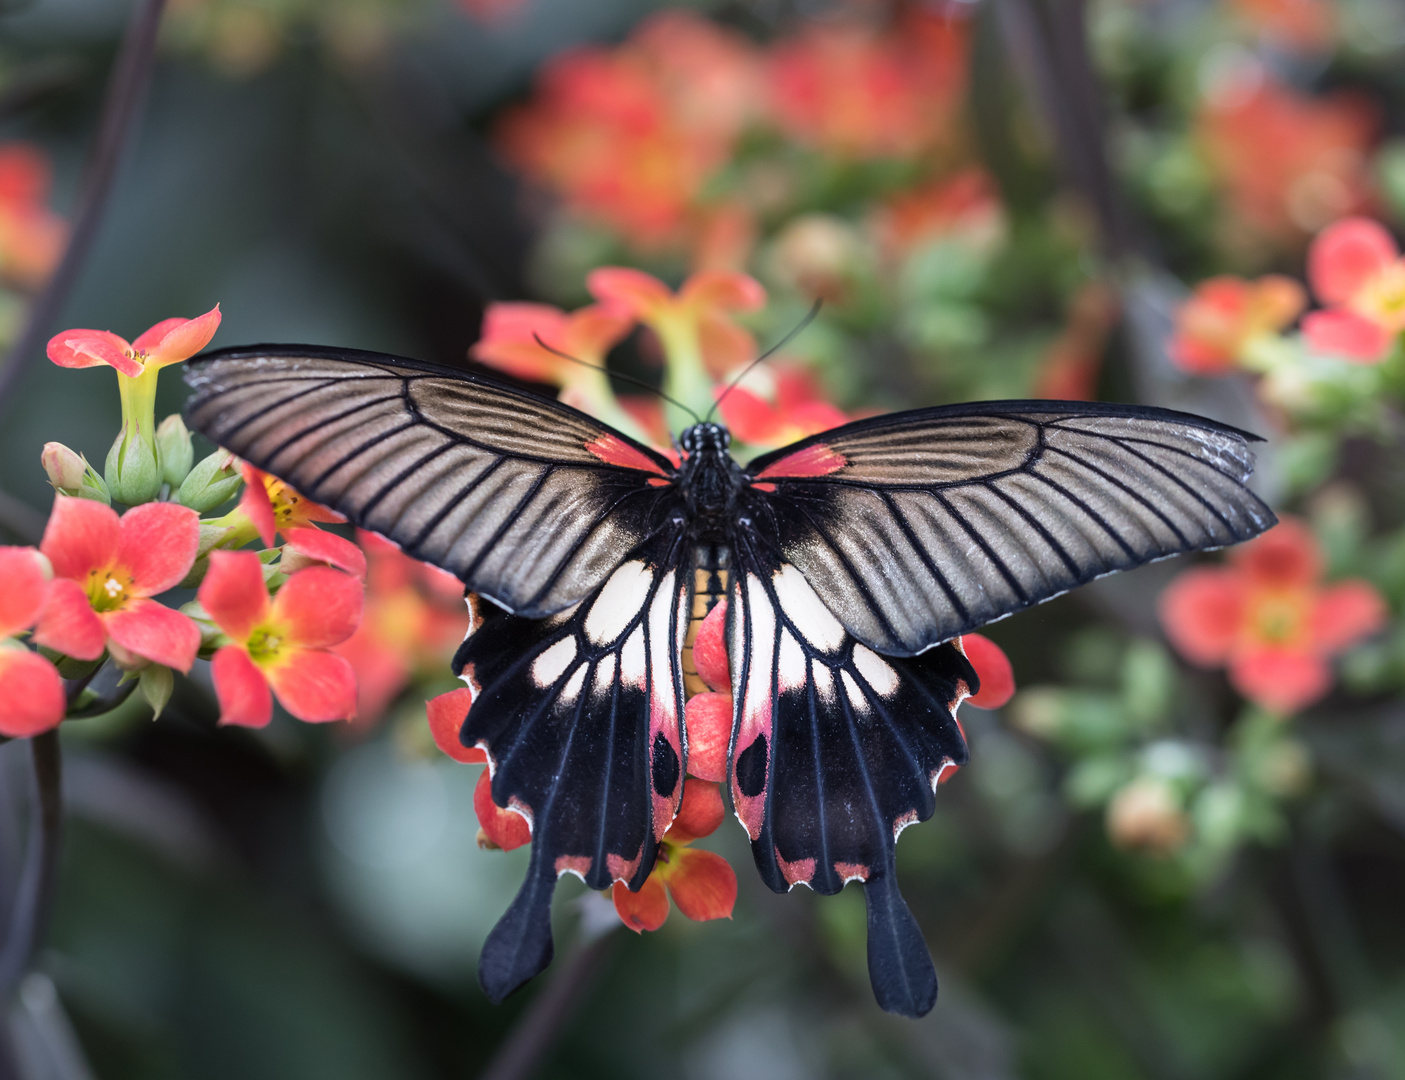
1168;275;1305;374
768;9;968;160
335;531;469;724
46;306;221;379
962;633;1015;709
34;497;200;671
1034;284;1118;399
455;0;526;22
1197;71;1375;244
0;144;66;288
0;546;65;739
426;687;533;851
280;527;367;578
495;11;760;247
1230;0;1335;52
872;168;1005;261
239;465;345;548
685;599;733;783
716;366;849;448
1303;217;1405;362
612;777;736;932
1159;518;1386;714
200;551;361;727
471;302;632;387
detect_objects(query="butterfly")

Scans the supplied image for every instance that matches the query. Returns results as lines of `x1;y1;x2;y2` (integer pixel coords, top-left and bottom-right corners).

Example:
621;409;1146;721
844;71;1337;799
183;344;1275;1017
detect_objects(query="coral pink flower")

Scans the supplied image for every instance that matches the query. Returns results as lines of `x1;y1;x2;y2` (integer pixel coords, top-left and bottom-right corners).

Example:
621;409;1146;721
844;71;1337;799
33;497;200;671
962;634;1015;709
472;302;632;387
685;599;733;783
1159;518;1386;713
1303;218;1405;362
427;687;533;850
0;546;65;738
46;306;221;379
1169;275;1306;374
0;144;66;288
716;367;849;448
612;777;736;931
872;168;1005;262
238;466;345;548
199;551;361;727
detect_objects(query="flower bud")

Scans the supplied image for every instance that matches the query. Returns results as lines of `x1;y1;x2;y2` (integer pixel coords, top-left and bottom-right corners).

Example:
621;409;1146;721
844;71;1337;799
178;450;242;513
138;664;174;721
156;414;194;487
105;429;162;505
41;442;110;504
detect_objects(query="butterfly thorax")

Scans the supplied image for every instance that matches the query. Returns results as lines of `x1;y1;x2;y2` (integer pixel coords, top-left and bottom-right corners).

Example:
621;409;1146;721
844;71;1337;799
677;422;745;529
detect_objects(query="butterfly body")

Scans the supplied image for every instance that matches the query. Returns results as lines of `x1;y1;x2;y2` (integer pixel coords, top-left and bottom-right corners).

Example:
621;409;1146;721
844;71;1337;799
184;345;1276;1017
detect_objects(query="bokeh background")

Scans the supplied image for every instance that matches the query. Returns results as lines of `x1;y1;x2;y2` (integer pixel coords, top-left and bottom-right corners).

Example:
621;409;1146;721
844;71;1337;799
3;0;1405;1077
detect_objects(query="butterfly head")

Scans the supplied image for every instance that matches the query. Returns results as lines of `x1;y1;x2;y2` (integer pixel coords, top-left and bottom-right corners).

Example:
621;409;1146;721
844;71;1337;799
679;422;730;458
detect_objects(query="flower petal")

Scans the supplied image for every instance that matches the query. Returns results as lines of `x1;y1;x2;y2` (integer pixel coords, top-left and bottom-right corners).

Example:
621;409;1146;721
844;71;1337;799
471;302;574;381
116;501;200;595
1303;309;1392;362
1307;217;1397;306
962;633;1015;708
271;565;363;649
32;578;105;660
612;875;671;933
46;329;142;376
586;267;673;317
692;598;730;692
1230;649;1331;714
0;546;50;639
198;550;271;642
683;692;731;783
668;778;724;842
211;645;273;728
335;626;409;724
0;650;66;738
265;647;357;722
1159;568;1246;666
1312;580;1387;653
133;304;221;367
680;269;767;313
283;528;367;578
665;847;737;922
474;769;532;850
1235;518;1322;587
104;598;201;672
564;304;634;359
239;465;278;547
427;687;487;763
41;495;119;581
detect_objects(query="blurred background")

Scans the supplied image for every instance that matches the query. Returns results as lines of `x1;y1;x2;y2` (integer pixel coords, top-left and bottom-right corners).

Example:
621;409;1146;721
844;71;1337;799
3;0;1405;1076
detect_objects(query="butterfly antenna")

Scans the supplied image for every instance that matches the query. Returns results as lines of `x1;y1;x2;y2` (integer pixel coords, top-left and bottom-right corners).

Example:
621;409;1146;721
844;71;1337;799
530;334;700;423
705;299;823;424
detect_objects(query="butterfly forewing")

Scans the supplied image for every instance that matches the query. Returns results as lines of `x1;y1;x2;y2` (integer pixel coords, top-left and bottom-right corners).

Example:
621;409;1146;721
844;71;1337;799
184;347;678;616
450;528;691;1002
743;400;1277;655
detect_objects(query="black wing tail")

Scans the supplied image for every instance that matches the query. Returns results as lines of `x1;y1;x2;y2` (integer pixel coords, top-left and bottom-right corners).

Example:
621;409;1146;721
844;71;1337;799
865;865;939;1017
479;844;559;1002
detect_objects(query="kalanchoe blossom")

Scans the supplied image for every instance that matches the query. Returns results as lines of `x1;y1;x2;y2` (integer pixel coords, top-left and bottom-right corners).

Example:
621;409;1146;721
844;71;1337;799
715;367;849;449
684;599;734;783
0;546;65;739
0;143;67;288
1159;518;1386;714
34;497;201;671
280;528;367;579
961;634;1015;709
1303;218;1405;362
427;688;531;850
238;465;345;548
198;551;361;728
612;778;737;932
1169;275;1306;375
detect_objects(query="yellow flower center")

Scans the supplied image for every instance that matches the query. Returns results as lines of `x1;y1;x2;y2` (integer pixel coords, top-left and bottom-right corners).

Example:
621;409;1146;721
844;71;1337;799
1248;591;1308;648
246;624;289;665
1356;262;1405;332
87;568;133;613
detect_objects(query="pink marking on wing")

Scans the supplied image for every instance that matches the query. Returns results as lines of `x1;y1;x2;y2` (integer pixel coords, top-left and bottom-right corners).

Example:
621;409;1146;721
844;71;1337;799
750;482;777;493
835;862;869;883
754;443;847;480
554;855;592;878
607;845;644;883
585;433;669;476
775;849;816;887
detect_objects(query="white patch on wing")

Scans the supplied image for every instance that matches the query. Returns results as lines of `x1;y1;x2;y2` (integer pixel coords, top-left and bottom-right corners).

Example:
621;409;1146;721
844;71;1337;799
810;664;836;705
558;665;588;707
592;653;617;698
741;574;777;739
583;560;652;645
777;630;807;693
772;564;845;652
840;670;867;713
620;627;647;688
851;644;899;697
531;637;576;687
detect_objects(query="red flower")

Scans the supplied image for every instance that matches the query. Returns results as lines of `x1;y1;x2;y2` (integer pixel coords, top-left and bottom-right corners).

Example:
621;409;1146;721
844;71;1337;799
1303;217;1405;362
961;633;1015;709
0;546;65;738
238;465;345;548
1159;518;1386;713
0;143;66;288
612;778;736;931
1168;275;1306;375
33;497;201;671
716;366;849;449
199;551;361;727
427;687;532;851
872;168;1005;262
471;302;632;387
47;306;221;379
685;599;734;783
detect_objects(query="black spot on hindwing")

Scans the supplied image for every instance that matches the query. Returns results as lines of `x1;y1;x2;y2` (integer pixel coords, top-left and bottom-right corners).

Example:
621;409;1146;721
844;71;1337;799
735;735;768;798
651;731;680;797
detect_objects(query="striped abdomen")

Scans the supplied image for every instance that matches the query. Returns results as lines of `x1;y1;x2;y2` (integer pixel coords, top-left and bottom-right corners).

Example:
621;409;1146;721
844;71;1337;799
682;543;730;697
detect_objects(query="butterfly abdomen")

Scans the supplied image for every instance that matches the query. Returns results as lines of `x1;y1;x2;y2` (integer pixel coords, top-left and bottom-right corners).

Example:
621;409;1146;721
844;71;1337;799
682;543;730;697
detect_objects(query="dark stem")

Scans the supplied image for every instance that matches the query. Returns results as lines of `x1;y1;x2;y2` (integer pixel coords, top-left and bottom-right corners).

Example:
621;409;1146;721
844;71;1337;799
0;731;63;998
477;931;617;1080
0;0;170;416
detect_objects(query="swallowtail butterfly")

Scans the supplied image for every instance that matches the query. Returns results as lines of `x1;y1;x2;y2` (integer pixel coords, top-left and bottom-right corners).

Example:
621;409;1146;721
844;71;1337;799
184;345;1275;1016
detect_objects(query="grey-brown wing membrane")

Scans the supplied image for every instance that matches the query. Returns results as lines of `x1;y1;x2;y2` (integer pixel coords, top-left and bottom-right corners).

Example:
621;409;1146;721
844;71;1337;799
742;400;1277;656
184;346;680;617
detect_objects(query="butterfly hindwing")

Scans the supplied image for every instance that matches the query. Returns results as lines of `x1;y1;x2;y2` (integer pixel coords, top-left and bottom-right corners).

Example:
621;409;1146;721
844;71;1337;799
184;346;678;616
728;531;974;1016
451;528;691;1002
744;400;1277;655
